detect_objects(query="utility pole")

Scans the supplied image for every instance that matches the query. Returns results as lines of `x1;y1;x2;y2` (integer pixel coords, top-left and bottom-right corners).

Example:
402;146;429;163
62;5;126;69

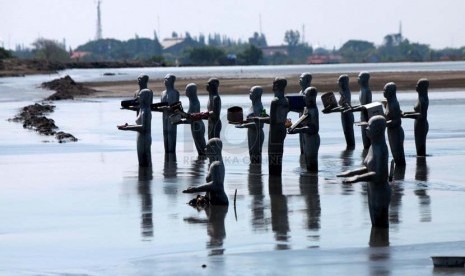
95;0;103;40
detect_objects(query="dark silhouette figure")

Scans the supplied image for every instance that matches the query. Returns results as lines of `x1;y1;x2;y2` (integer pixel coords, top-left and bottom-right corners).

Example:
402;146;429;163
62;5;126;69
358;72;372;149
269;176;290;250
258;78;290;176
138;167;153;240
288;87;320;172
338;115;391;228
235;86;265;164
183;138;228;205
403;78;429;156
160;74;180;153
298;73;312;154
118;88;153;167
384;82;406;167
207;78;222;139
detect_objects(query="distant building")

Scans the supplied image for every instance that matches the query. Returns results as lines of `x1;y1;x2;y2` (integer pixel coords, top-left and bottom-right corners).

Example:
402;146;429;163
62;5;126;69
161;37;200;56
70;51;90;61
260;46;288;57
307;54;342;64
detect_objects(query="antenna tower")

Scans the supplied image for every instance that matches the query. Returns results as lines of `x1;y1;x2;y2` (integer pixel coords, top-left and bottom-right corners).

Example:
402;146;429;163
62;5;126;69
95;0;103;40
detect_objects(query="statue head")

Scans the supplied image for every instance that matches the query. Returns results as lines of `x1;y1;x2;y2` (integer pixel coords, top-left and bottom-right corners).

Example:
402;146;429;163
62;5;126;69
137;74;149;88
164;74;176;88
299;72;312;90
416;78;429;95
272;77;287;93
206;78;220;94
366;115;386;141
185;83;197;98
138;89;153;107
338;75;349;90
249;86;263;101
304;87;317;107
205;138;223;158
357;71;370;87
383;82;397;100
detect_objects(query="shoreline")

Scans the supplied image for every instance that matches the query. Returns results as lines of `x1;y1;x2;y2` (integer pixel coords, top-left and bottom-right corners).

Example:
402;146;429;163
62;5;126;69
83;70;465;97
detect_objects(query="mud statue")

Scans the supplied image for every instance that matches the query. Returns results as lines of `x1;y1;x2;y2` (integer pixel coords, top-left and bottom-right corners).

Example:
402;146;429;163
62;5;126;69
160;74;180;153
120;74;152;114
384;82;406;166
298;73;313;154
256;77;290;176
288;87;320;172
322;75;355;149
338;115;391;228
183;138;228;205
207;78;222;139
403;78;429;156
175;83;207;156
358;72;372;149
235;86;265;164
118;88;153;167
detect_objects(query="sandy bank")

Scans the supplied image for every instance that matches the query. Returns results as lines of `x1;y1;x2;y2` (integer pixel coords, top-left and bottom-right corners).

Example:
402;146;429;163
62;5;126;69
84;70;465;97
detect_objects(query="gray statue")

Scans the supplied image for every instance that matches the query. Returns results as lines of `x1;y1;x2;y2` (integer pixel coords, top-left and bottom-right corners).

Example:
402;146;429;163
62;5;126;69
338;115;391;228
177;83;207;156
118;88;153;167
160;74;180;153
288;87;320;172
235;86;265;164
298;73;312;154
358;72;372;149
323;75;355;149
258;77;290;176
207;78;222;139
403;78;429;156
384;82;406;166
183;138;228;205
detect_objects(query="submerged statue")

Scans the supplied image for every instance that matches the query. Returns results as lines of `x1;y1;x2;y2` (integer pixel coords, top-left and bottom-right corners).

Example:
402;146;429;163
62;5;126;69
176;83;207;156
338;115;391;228
160;74;180;153
298;73;312;154
384;82;406;166
258;77;290;176
183;138;228;205
403;78;429;156
118;87;153;167
288;87;320;172
207;78;222;139
323;75;355;149
235;86;265;164
358;72;372;149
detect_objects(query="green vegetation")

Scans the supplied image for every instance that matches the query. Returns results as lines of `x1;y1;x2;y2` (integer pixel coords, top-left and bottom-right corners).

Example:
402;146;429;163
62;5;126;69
7;30;465;67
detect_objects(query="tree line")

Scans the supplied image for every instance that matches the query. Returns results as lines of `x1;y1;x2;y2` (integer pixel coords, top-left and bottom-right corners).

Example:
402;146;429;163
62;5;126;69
3;30;465;66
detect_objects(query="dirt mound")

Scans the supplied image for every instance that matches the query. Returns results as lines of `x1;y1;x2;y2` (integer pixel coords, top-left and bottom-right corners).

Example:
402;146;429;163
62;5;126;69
42;75;97;100
9;103;78;143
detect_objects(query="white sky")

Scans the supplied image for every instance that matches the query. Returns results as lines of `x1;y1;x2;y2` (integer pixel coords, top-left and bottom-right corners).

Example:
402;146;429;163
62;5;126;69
1;0;464;50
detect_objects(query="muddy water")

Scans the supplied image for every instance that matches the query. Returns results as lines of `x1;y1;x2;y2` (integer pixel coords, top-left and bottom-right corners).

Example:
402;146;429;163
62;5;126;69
1;88;465;274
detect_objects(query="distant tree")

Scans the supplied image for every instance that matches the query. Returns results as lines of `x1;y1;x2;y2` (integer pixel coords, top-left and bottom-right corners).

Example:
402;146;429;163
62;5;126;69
186;46;226;65
237;45;263;65
0;47;13;59
248;32;267;47
32;38;70;62
284;30;300;47
198;33;206;45
339;40;376;63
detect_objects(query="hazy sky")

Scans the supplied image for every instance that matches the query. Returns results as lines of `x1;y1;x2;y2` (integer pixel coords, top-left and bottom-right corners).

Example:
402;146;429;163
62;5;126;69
1;0;464;50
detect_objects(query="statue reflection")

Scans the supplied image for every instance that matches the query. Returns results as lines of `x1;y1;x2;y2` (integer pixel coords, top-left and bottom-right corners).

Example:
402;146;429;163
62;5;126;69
163;153;178;197
299;173;321;232
389;165;405;225
341;150;355;196
184;205;228;256
248;164;266;231
269;176;290;250
138;167;153;240
368;227;390;275
414;157;431;222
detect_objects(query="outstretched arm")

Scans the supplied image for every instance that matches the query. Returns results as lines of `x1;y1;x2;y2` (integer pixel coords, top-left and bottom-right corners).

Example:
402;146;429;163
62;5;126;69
337;167;368;177
183;182;215;193
342;171;376;184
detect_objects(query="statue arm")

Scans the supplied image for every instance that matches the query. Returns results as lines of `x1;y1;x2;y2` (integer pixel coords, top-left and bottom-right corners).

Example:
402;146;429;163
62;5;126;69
182;181;215;193
337;167;368;177
342;171;376;184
